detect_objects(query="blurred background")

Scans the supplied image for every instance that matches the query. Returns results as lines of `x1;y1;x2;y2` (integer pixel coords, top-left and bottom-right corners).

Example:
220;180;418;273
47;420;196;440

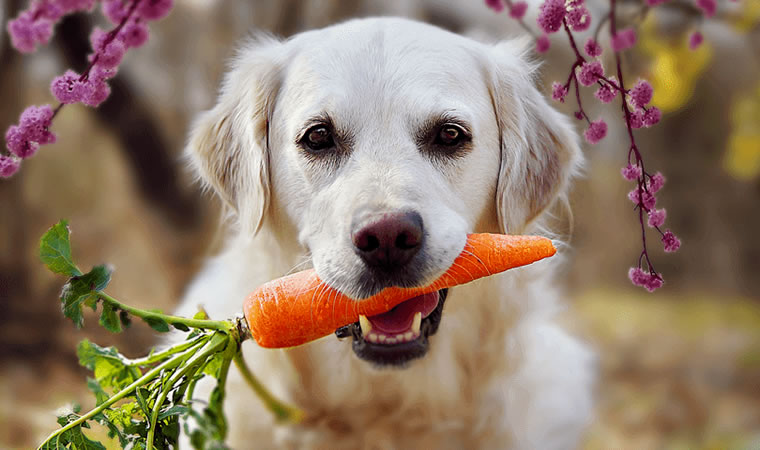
1;0;759;448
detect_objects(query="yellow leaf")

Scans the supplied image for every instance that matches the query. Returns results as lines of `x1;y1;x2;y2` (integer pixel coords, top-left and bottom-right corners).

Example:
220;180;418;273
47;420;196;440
732;0;760;33
724;134;760;180
724;82;760;180
637;16;713;113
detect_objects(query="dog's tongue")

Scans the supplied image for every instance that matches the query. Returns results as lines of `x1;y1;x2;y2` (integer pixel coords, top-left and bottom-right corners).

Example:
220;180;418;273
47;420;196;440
367;291;439;334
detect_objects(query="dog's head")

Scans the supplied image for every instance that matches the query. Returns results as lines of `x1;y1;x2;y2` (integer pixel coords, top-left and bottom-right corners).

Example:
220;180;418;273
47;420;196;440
188;18;580;367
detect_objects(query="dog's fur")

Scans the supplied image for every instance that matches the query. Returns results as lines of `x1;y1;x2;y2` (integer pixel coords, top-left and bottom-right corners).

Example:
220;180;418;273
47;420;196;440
176;18;595;449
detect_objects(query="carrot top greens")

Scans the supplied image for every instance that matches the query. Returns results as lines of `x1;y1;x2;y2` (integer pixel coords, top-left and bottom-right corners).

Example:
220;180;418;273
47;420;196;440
37;220;300;450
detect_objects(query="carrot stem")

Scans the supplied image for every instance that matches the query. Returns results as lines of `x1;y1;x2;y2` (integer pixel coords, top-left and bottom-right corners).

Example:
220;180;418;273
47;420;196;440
232;351;304;424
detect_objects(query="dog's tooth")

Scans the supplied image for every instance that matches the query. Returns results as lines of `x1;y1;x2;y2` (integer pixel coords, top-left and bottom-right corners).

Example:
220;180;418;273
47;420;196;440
367;333;378;343
378;335;386;343
359;315;372;336
395;334;405;342
411;312;421;335
386;337;396;344
404;332;414;341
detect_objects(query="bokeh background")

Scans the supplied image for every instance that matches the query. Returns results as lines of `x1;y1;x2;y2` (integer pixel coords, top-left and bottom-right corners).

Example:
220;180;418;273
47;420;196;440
1;0;759;448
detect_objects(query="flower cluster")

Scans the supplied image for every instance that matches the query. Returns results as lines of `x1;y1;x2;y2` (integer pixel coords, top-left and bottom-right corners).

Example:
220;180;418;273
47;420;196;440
484;0;694;291
6;0;96;53
1;105;56;176
2;0;173;178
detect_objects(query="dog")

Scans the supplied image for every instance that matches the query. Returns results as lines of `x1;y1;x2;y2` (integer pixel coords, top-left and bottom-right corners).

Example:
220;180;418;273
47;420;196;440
175;17;595;449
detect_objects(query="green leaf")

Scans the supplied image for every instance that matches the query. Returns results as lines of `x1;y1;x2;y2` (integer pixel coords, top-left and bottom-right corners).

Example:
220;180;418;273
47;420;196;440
157;405;190;421
61;265;112;328
39;220;82;277
99;302;122;333
77;340;140;390
42;412;107;450
135;387;152;418
202;353;224;378
144;316;170;333
86;378;109;406
193;310;209;321
172;322;190;332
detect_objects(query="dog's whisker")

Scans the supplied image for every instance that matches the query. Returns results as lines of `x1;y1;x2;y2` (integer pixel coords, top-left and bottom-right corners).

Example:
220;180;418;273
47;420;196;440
308;280;330;327
447;260;477;283
285;255;313;276
460;248;492;277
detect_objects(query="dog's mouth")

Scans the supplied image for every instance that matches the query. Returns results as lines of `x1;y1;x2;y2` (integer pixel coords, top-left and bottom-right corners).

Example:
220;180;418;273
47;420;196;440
334;289;448;367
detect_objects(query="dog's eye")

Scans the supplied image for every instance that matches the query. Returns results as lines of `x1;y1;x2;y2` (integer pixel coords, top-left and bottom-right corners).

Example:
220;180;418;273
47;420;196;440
302;125;335;152
434;124;467;147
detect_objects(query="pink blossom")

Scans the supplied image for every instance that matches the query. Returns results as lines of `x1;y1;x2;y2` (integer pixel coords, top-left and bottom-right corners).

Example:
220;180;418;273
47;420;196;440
509;1;529;19
0;155;21;178
103;0;129;24
537;0;566;34
577;60;604;86
628;267;663;292
552;82;568;103
662;230;681;252
58;0;97;10
629;79;653;108
91;65;117;82
644;275;664;291
138;0;173;20
82;79;111;107
611;28;637;52
536;34;551;53
7;12;54;53
4;126;37;158
18;104;55;140
566;6;591;32
696;0;716;17
689;31;704;50
628;267;649;286
647;172;666;193
90;27;126;68
4;105;56;159
485;0;505;12
7;0;100;53
628;188;656;210
595;80;618;104
584;119;607;144
584;38;602;58
629;109;645;129
574;111;584;120
51;70;90;104
647;208;667;228
119;21;149;48
643;107;662;127
621;163;642;181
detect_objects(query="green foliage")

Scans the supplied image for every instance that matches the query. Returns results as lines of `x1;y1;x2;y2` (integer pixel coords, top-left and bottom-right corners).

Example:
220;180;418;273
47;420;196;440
38;221;239;450
61;265;112;328
37;220;297;450
39;406;107;450
143;313;170;333
39;220;82;277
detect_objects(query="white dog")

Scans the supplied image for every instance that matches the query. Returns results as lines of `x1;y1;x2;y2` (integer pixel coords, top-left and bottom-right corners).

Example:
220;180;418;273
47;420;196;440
176;17;594;449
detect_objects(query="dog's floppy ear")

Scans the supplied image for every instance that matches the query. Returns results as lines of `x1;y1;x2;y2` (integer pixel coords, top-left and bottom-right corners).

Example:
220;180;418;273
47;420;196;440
186;35;284;234
487;40;583;234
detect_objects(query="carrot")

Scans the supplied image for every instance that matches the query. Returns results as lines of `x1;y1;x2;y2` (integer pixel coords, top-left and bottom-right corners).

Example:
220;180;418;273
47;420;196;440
243;233;556;348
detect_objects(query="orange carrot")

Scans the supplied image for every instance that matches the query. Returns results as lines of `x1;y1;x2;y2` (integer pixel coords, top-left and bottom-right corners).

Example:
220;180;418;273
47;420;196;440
243;233;556;348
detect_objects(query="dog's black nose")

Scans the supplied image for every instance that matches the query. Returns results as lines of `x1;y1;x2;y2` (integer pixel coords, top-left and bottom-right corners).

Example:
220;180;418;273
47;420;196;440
352;211;423;270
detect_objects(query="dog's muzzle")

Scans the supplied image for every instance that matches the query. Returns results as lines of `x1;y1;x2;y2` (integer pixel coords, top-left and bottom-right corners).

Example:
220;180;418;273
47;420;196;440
335;288;448;367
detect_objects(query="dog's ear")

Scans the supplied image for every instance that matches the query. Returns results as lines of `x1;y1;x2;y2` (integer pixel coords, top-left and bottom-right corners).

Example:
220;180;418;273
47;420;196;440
186;35;284;234
486;40;583;234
